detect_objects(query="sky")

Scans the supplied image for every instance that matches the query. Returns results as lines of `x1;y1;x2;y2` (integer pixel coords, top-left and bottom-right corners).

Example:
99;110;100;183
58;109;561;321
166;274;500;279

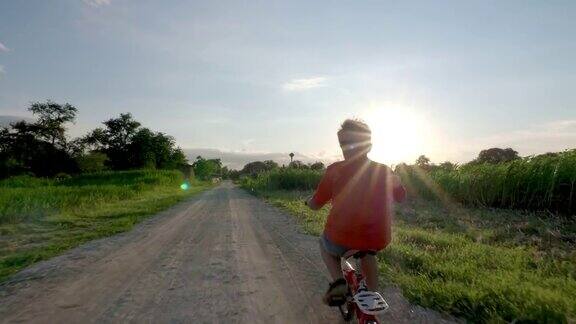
0;0;575;168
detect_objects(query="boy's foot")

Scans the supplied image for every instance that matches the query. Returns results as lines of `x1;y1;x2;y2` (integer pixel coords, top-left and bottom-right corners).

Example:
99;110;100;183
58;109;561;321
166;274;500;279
323;278;348;306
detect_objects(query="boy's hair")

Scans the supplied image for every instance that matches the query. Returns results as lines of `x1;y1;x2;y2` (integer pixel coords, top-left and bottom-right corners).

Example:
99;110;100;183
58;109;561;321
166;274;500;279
338;119;371;142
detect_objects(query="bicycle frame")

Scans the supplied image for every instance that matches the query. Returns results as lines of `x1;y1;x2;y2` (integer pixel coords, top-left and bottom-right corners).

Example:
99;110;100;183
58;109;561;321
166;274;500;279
340;256;380;324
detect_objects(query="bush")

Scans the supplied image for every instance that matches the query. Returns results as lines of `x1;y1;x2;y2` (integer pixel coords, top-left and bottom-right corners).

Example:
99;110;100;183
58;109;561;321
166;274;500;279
240;168;323;192
76;152;108;173
54;172;72;181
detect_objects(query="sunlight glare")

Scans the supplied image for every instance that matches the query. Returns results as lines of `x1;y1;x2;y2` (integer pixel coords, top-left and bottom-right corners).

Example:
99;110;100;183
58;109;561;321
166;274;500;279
362;105;431;166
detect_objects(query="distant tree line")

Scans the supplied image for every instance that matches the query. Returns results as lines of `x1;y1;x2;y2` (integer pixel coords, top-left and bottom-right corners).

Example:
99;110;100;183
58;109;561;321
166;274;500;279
231;147;524;181
408;147;521;172
225;157;325;180
0;100;188;179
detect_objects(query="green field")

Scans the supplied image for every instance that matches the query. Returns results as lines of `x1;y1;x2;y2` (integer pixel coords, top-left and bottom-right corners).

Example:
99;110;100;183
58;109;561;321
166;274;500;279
0;170;210;282
241;167;576;323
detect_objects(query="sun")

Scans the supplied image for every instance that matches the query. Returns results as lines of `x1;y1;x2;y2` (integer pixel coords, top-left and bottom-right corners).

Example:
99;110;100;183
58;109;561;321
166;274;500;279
362;106;429;166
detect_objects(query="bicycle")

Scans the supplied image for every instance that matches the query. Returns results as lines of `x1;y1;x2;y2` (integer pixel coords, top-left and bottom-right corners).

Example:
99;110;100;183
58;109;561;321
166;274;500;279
329;250;389;324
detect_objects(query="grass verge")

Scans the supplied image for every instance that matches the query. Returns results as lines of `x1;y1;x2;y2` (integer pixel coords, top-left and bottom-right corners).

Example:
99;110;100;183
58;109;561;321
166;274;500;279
255;189;576;323
0;170;211;282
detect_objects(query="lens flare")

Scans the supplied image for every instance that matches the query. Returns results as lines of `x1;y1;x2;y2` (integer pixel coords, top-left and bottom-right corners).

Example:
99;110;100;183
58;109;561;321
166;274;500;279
180;182;190;190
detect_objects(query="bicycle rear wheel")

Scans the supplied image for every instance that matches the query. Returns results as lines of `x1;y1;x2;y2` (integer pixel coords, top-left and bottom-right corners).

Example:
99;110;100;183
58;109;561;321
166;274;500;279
338;302;353;322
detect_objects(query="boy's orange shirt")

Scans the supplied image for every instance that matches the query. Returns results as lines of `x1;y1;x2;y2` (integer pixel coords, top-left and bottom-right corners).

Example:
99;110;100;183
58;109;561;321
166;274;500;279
312;158;406;250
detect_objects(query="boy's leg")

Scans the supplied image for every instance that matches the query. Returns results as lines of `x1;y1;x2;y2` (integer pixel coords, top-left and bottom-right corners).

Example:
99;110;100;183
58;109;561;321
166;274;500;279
319;239;348;305
319;240;344;281
360;254;378;291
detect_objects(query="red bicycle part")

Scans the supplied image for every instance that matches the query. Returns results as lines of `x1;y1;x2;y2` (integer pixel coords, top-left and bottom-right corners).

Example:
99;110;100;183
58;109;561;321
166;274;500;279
341;259;380;324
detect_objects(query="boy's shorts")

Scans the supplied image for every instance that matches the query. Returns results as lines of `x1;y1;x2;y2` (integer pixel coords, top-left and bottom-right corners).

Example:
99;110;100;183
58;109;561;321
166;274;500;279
320;233;351;257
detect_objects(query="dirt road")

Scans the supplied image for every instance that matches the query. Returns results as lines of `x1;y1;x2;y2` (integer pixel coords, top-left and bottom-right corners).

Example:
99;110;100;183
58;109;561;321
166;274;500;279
0;182;456;323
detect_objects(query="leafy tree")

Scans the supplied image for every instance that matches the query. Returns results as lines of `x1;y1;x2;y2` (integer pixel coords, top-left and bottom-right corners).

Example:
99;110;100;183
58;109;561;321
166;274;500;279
0;114;77;177
416;155;431;167
84;113;141;169
102;113;141;150
129;128;186;169
192;156;222;180
263;160;279;170
82;113;187;171
475;148;519;164
310;161;325;171
1;107;187;178
241;161;268;176
289;160;308;169
29;100;78;148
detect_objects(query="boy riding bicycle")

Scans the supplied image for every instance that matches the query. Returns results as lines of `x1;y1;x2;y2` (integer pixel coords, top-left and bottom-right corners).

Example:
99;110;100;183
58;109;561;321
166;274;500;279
305;119;406;306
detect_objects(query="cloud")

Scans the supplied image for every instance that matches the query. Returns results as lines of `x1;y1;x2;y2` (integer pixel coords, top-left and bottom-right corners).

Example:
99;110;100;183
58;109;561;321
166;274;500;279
282;77;327;91
0;65;4;79
83;0;111;8
0;42;8;52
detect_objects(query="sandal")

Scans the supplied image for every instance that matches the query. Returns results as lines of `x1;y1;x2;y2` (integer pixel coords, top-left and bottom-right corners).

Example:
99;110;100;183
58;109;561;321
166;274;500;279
323;278;349;306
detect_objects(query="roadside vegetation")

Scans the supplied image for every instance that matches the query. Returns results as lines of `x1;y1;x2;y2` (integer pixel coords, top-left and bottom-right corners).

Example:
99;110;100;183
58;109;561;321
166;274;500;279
0;170;210;282
0;100;190;179
0;101;223;282
239;149;576;323
400;149;576;214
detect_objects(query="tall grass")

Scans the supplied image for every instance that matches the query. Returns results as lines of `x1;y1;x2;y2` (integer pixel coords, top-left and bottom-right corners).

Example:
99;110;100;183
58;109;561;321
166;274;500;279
240;168;323;191
397;149;576;214
0;170;186;224
0;170;209;281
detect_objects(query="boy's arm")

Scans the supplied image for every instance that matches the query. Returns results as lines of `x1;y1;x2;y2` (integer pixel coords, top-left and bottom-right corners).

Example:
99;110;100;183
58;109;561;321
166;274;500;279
305;197;323;210
305;167;333;210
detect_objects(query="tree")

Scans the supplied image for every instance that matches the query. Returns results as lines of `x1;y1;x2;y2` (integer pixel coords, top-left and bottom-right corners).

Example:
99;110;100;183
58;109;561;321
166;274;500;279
192;156;223;180
475;148;519;164
416;155;431;167
129;128;186;169
263;160;279;170
289;152;294;162
241;161;268;176
83;113;141;169
310;161;325;171
82;113;187;171
289;160;308;169
0;119;77;178
29;100;78;148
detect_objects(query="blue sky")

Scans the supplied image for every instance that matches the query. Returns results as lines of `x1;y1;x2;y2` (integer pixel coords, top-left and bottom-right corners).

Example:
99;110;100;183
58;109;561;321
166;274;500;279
0;0;575;166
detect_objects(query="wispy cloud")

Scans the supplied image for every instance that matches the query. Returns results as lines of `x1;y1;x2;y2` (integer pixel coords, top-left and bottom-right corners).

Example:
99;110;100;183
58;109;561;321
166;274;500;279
83;0;112;8
0;42;9;52
282;77;327;91
0;65;4;79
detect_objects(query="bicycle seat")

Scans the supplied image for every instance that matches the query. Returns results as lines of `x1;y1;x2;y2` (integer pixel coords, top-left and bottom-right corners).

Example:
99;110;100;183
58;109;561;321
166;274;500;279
343;250;377;259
